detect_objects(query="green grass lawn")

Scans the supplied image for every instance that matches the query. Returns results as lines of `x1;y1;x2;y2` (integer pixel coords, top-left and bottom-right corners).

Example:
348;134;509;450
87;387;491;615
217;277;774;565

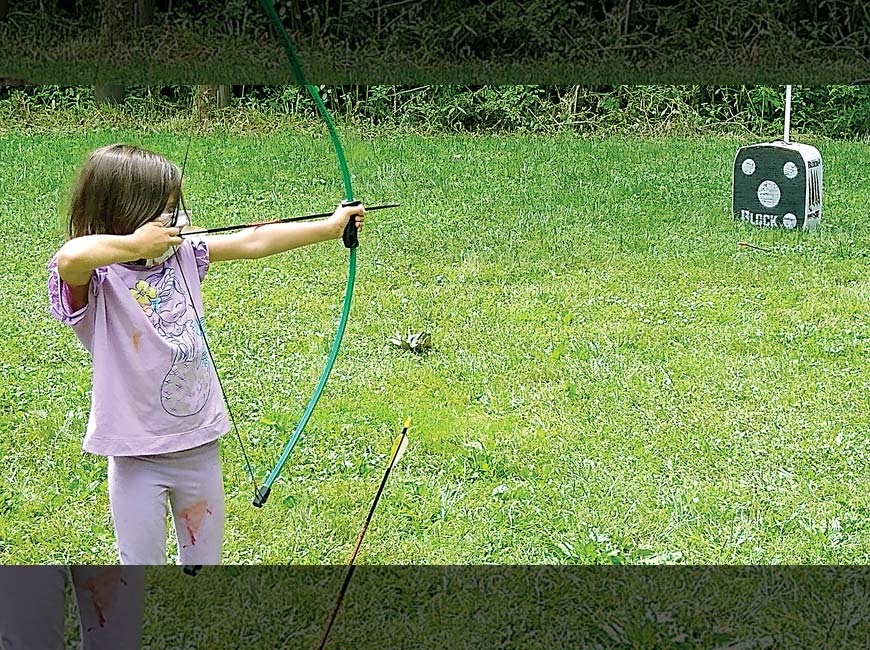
1;131;869;566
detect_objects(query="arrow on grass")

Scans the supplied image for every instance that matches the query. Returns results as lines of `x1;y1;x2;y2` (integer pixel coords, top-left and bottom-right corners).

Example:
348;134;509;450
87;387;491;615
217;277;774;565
738;241;773;253
315;418;411;650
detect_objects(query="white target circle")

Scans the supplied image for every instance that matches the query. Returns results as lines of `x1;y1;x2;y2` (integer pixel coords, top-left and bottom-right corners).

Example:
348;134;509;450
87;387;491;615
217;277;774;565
783;162;798;179
783;213;797;229
757;180;781;208
741;158;756;175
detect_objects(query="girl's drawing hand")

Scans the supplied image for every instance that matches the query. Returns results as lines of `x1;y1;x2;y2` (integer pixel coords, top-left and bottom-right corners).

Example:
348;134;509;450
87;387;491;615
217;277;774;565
327;202;366;239
131;220;183;259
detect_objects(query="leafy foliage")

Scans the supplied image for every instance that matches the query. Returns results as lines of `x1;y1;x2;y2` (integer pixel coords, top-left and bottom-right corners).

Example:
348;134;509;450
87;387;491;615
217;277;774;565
0;1;867;82
1;84;870;138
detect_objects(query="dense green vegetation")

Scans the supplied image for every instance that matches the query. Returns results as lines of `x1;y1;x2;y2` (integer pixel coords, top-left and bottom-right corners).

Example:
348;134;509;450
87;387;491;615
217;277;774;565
2;84;870;138
2;1;867;83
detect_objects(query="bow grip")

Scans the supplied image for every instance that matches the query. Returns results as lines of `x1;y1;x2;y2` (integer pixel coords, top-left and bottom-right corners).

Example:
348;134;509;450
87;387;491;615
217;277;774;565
341;199;360;249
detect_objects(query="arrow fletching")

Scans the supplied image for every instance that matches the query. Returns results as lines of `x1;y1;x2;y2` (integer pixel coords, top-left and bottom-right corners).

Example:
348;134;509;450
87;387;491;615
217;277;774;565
390;418;411;467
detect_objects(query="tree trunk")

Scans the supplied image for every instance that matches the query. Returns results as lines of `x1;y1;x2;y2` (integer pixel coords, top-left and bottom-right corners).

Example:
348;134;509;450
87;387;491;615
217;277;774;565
134;0;152;27
94;0;135;106
195;85;232;119
216;85;230;108
94;85;126;105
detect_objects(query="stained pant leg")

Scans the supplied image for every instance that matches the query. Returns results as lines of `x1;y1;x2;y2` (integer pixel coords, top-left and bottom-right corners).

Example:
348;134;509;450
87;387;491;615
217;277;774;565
71;566;146;650
169;441;225;566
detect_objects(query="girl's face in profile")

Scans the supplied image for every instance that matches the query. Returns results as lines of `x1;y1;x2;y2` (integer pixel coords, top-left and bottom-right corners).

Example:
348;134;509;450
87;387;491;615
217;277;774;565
156;192;189;229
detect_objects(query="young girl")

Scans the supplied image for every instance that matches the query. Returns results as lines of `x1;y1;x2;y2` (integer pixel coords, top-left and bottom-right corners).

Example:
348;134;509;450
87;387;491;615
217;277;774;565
48;143;366;565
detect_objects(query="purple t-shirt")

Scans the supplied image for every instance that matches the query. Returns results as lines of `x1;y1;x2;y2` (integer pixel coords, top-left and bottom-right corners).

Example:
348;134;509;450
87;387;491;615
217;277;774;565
47;238;229;456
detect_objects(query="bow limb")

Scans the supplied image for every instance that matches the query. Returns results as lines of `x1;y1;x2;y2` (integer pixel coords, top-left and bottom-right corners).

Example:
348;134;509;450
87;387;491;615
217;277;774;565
253;0;357;507
256;0;354;200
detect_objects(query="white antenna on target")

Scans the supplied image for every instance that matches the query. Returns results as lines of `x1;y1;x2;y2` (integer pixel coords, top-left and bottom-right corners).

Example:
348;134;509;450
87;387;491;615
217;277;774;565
783;85;792;143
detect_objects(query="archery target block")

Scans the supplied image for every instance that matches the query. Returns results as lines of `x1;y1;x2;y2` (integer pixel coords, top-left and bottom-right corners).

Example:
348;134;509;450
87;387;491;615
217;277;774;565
732;141;822;230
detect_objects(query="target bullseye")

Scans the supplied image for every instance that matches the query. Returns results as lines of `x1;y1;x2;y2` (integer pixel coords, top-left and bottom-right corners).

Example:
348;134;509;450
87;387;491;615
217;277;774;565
757;180;781;208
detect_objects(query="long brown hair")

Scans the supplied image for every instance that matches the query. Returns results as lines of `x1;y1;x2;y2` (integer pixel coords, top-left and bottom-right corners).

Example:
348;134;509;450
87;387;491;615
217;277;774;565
67;144;182;239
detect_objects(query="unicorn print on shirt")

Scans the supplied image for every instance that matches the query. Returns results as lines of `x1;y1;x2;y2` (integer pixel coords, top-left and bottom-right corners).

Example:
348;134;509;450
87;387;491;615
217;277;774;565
129;267;211;417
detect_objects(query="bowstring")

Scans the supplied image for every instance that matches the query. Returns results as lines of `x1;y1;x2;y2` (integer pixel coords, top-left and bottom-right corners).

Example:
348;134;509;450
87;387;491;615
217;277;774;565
170;104;260;502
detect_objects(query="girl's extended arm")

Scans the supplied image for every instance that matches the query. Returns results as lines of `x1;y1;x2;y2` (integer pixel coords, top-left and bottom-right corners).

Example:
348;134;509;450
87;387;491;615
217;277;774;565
56;221;183;308
206;203;365;263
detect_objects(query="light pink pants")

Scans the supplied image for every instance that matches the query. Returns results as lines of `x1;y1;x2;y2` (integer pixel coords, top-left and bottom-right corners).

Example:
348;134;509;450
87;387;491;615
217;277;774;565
0;566;145;650
108;440;225;565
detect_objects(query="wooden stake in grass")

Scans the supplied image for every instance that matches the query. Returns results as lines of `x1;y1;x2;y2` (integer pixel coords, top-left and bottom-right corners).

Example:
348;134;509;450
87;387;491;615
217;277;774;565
315;418;411;650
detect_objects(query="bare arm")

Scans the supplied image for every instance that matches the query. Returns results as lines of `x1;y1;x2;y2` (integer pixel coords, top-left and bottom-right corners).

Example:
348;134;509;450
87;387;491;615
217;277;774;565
55;221;182;309
207;203;366;263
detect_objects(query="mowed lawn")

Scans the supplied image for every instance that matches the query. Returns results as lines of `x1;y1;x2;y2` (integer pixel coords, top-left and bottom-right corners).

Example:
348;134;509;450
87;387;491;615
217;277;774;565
1;131;869;565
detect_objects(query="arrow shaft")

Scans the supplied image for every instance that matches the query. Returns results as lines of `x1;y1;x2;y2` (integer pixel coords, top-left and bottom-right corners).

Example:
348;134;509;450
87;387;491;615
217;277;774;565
181;203;400;237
